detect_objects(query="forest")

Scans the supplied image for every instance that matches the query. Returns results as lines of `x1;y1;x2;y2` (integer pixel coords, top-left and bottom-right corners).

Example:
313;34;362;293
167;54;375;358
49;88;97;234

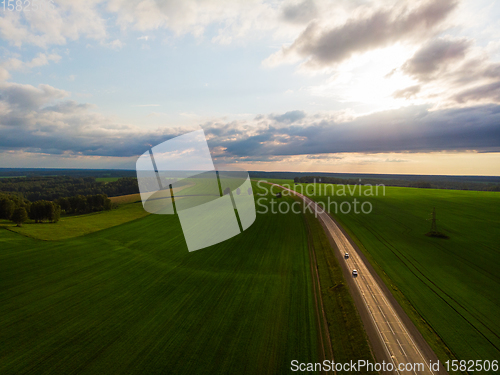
0;176;139;201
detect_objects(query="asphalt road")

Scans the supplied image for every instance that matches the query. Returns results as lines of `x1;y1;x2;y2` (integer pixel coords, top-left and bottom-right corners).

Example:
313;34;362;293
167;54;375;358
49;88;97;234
273;183;446;375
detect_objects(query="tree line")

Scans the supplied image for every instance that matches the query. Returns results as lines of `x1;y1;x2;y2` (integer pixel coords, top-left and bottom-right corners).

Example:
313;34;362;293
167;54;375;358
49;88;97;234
56;194;112;214
0;176;139;201
0;193;112;227
293;176;500;191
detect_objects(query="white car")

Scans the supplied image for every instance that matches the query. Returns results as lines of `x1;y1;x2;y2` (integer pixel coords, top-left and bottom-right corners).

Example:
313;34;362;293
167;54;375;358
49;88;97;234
344;253;349;259
352;269;358;277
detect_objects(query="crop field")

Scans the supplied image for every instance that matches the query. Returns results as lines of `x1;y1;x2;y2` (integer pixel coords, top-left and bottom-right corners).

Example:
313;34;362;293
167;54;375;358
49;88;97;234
0;183;320;374
265;179;500;369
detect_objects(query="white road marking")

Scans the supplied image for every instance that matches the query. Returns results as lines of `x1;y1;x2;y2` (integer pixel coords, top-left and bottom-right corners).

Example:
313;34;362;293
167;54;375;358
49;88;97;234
271;184;437;375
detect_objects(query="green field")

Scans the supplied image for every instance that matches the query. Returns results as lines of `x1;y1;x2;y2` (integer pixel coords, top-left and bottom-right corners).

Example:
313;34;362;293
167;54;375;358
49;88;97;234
266;179;500;371
0;183;322;374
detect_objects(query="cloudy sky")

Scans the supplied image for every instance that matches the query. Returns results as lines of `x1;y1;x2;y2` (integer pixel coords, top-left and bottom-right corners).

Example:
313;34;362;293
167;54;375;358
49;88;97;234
0;0;499;175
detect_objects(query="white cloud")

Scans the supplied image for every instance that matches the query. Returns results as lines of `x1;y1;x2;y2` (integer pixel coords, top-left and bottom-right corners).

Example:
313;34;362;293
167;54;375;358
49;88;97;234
0;0;107;48
0;82;68;110
0;67;10;82
104;39;125;50
107;0;281;44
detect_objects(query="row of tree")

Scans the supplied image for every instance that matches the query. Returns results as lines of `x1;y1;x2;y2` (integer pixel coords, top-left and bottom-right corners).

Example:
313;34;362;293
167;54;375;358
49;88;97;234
0;193;113;226
29;201;61;223
293;176;500;191
56;194;112;214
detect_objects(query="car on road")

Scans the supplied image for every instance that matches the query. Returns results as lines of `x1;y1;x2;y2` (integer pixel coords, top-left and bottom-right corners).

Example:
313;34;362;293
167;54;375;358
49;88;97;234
352;269;358;277
344;253;349;259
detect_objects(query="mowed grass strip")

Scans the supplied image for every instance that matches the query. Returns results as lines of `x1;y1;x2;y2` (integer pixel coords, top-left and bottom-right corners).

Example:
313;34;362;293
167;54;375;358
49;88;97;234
268;179;500;372
109;193;142;204
6;202;149;240
0;182;319;374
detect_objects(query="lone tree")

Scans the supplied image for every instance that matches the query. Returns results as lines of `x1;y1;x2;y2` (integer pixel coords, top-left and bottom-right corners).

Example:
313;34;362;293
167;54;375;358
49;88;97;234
11;207;28;227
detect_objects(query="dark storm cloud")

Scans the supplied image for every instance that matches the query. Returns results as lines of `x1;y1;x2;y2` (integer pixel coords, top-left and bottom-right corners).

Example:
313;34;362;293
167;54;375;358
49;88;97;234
205;105;500;156
282;0;457;67
402;37;471;79
0;120;181;157
1;81;499;158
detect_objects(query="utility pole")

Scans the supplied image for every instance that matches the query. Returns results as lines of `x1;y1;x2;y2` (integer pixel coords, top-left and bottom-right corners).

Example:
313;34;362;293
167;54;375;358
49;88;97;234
430;207;437;233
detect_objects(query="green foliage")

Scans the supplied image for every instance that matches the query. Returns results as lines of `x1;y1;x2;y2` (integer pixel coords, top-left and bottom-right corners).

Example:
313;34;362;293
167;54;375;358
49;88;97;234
0;176;139;201
0;194;31;223
0;198;16;220
57;194;111;214
29;201;61;223
11;207;28;226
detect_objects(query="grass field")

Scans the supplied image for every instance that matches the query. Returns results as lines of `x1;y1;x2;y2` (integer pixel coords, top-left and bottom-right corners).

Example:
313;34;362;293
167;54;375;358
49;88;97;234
0;182;322;374
265;179;500;371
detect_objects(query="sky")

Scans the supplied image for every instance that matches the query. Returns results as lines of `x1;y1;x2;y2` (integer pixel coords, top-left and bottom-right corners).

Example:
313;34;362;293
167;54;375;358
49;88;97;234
0;0;499;175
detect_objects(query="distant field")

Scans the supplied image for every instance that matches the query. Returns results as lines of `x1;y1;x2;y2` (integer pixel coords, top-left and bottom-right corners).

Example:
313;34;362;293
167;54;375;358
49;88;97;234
265;179;500;371
95;177;121;182
0;182;320;374
6;202;149;240
109;193;142;204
